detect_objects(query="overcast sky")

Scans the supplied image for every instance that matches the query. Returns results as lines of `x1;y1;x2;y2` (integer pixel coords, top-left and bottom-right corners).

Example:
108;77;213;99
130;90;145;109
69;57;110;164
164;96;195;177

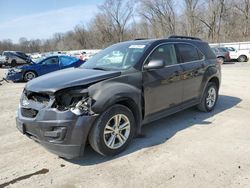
0;0;104;42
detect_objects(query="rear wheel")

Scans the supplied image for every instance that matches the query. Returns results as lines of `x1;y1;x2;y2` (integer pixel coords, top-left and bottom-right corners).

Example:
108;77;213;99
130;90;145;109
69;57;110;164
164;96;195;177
88;104;135;156
197;82;218;112
238;55;247;62
217;57;225;64
11;60;17;67
23;71;37;82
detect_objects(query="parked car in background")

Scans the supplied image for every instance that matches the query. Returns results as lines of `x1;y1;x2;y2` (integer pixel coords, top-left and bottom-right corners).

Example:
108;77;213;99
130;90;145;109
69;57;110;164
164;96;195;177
225;47;249;62
211;47;231;63
1;51;32;67
0;54;6;67
6;55;85;82
30;53;42;61
16;36;221;159
71;51;85;60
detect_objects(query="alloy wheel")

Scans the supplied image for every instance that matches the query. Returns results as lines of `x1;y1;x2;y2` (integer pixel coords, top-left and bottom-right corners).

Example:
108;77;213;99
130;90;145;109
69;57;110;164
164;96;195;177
103;114;131;149
206;87;217;108
25;72;36;81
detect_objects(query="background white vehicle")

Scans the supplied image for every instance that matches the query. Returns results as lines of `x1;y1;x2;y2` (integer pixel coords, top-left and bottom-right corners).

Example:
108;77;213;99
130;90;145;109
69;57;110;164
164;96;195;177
225;47;249;62
0;54;6;67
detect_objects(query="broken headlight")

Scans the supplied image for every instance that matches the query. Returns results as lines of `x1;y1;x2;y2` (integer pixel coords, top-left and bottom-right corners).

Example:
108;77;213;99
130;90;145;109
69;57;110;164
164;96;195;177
54;88;94;115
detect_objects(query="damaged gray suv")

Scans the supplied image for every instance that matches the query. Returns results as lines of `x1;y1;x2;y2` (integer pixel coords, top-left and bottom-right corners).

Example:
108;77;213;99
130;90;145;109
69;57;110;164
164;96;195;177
16;36;221;159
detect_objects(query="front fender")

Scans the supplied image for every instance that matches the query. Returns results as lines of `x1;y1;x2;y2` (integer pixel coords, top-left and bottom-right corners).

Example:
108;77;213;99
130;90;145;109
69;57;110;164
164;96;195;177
88;81;141;113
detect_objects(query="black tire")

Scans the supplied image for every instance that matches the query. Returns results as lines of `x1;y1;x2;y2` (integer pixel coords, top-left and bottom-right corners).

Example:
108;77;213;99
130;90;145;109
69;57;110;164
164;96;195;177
23;71;37;82
0;64;2;68
238;55;247;62
88;104;135;156
11;60;17;67
197;82;218;112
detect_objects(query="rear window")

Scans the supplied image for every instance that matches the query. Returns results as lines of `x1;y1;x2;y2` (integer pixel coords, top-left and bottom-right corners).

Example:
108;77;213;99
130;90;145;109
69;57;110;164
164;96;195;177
218;48;228;52
176;44;203;63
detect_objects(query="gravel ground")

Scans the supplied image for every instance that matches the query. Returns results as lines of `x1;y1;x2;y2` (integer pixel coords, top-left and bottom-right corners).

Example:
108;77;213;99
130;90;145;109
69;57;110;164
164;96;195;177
0;62;250;188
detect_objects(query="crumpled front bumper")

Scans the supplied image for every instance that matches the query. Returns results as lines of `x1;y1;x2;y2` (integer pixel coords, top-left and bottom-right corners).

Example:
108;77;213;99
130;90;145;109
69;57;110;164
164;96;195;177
6;70;23;81
16;103;98;159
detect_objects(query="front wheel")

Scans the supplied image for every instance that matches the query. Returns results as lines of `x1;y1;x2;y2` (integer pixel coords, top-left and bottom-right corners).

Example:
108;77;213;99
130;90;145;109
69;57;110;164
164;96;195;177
238;55;247;62
88;104;135;156
23;71;37;82
197;82;218;112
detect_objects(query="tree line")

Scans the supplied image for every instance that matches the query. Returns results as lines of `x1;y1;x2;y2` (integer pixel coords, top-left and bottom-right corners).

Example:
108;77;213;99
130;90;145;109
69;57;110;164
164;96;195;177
0;0;249;53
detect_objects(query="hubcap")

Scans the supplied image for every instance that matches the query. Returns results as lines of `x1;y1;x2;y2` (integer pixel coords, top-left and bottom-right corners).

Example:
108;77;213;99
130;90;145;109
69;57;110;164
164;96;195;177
25;72;35;81
206;87;217;108
103;114;130;149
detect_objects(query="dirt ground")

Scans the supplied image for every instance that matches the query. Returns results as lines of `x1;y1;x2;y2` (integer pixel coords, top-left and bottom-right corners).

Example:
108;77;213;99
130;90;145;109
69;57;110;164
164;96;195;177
0;62;250;188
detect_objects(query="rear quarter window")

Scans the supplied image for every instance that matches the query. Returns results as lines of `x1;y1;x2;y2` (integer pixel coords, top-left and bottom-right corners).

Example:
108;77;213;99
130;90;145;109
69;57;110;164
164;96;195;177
176;44;202;63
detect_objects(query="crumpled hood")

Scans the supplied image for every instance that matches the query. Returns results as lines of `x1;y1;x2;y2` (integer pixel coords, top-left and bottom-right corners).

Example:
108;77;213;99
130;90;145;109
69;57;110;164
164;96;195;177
25;67;121;93
15;63;35;70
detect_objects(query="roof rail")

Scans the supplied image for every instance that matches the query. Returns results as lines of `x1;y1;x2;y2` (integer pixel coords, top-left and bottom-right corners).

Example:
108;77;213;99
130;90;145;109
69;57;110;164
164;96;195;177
168;35;202;41
134;38;148;40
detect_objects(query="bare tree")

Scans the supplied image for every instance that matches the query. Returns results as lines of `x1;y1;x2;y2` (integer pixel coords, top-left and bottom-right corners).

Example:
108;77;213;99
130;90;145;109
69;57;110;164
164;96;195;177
184;0;201;36
234;0;250;37
140;0;176;37
99;0;134;42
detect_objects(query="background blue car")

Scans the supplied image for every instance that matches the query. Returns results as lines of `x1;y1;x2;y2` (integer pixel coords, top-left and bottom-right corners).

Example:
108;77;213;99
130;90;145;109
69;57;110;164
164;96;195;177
6;55;85;82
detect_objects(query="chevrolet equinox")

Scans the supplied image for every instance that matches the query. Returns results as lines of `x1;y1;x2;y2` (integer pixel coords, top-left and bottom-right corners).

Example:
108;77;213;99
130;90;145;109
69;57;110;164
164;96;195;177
16;36;221;159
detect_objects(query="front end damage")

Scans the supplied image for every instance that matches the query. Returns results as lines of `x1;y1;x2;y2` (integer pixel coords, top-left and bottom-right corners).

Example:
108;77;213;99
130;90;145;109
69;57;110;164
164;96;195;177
16;87;98;159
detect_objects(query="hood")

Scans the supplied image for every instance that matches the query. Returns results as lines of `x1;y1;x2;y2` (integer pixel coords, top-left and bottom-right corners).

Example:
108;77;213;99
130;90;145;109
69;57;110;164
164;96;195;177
25;67;121;93
16;63;36;70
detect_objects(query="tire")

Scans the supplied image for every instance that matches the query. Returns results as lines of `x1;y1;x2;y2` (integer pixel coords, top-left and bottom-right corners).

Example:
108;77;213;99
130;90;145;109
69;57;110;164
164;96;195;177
11;60;17;67
0;64;2;68
197;82;218;112
217;57;224;64
88;104;135;156
238;55;247;62
23;71;37;82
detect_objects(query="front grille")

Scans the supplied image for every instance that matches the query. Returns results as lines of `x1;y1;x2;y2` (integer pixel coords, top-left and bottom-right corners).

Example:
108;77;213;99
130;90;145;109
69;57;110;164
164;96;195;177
21;108;38;118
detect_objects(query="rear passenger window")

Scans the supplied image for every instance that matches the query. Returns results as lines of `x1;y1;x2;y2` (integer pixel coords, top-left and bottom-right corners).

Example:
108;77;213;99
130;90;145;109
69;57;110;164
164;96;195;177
177;44;203;63
147;44;177;66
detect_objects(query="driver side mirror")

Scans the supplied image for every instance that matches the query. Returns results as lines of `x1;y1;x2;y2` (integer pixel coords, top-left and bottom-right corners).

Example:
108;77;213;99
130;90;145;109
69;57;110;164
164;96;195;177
144;60;165;70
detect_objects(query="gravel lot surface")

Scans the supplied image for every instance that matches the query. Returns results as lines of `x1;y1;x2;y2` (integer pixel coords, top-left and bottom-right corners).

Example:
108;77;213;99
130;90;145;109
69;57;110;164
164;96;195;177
0;62;250;188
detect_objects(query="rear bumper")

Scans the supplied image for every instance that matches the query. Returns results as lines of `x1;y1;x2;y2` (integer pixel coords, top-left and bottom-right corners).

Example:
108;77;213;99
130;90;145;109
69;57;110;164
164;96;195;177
16;107;98;159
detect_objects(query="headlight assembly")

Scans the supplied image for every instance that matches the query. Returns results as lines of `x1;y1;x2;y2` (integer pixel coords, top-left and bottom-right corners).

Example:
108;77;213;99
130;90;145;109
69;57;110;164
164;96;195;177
54;88;94;115
70;97;93;115
13;68;23;73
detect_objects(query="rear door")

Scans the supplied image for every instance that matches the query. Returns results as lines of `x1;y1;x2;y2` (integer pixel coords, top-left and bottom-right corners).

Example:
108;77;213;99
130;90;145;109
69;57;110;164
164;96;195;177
175;43;206;102
143;43;183;117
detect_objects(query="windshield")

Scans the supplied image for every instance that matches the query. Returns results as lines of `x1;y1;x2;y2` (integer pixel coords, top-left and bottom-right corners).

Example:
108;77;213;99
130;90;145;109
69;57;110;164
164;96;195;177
34;56;48;63
81;42;149;70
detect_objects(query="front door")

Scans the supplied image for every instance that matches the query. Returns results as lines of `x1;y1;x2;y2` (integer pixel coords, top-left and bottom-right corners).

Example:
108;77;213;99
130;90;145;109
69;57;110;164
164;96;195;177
143;44;183;117
40;57;60;75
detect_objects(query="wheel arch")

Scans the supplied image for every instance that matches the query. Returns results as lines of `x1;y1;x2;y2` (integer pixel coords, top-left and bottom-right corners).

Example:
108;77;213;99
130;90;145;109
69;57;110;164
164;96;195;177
208;76;220;89
23;70;38;80
114;97;142;135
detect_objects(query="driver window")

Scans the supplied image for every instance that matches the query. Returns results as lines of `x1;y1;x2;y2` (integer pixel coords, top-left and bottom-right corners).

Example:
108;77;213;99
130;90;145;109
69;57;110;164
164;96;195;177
147;44;177;66
42;57;59;65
